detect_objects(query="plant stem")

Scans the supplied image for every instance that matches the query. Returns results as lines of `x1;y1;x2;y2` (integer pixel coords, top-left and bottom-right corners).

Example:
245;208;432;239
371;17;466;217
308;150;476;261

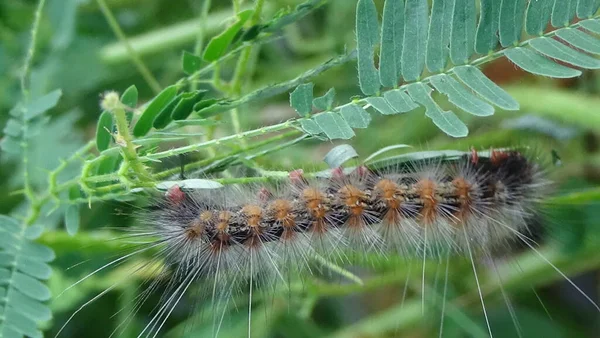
96;0;161;94
190;0;212;92
112;106;153;182
227;0;266;144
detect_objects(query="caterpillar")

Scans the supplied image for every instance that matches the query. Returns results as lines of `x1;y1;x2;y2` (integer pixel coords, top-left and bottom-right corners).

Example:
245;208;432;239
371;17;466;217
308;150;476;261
56;148;600;338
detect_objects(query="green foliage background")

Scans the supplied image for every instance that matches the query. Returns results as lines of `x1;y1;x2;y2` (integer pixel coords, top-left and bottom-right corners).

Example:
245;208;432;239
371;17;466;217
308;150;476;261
1;0;600;337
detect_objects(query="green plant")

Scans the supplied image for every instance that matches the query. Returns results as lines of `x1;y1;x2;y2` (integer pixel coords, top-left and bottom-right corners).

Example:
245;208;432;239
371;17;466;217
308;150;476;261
2;0;600;337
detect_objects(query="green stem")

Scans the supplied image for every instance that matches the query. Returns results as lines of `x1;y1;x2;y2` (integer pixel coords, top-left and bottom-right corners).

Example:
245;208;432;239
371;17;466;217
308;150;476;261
112;106;153;182
96;0;161;94
190;0;212;92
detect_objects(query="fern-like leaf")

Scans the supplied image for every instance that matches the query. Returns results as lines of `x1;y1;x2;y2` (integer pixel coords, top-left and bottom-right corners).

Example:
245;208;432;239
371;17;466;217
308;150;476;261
0;216;54;338
297;0;600;139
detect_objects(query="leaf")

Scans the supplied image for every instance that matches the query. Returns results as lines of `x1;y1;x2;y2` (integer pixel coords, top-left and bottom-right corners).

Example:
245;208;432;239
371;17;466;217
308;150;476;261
581;18;600;33
529;36;600;68
475;0;500;53
133;85;178;137
453;65;519;110
383;89;419;113
429;74;494;116
406;82;468;137
379;0;404;87
340;104;371;128
290;83;314;116
203;9;253;62
121;85;138;124
182;50;203;74
156;179;223;190
23;89;62;120
16;256;51;280
313;88;336;110
577;0;600;18
12;273;50;301
498;0;527;47
313;112;355;140
193;98;220;112
450;0;476;65
0;136;21;154
300;119;324;135
120;85;138;108
323;144;359;168
171;90;207;120
402;0;428;81
3;119;23;138
366;97;397;115
556;28;600;54
65;204;80;236
152;93;185;129
95;110;113;152
356;0;380;95
525;0;554;35
24;225;44;240
363;144;411;163
504;47;582;78
427;0;453;72
552;0;577;27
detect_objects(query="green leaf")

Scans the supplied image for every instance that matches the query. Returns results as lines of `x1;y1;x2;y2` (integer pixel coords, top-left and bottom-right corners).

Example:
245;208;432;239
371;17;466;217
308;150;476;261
556;28;600;54
12;272;50;301
4;309;42;338
313;112;355;140
300;119;324;135
577;0;600;18
8;289;51;322
171;90;207;120
182;50;203;74
22;242;55;262
499;0;527;47
525;0;553;35
453;65;519;110
120;85;138;108
152;93;184;129
379;0;404;87
193;98;220;112
24;225;44;240
406;82;468;137
203;9;253;62
65;204;80;236
3;119;23;138
323;144;359;168
430;74;494;116
552;0;576;27
366;96;397;115
427;0;453;72
581;18;600;33
383;89;419;113
475;0;500;53
340;104;371;128
402;0;428;81
504;47;582;78
313;88;336;110
121;85;138;124
529;36;600;68
356;0;381;95
95;110;113;152
0;137;21;154
23;89;62;120
156;179;223;190
290;83;314;117
450;0;476;65
133;85;178;137
15;256;51;280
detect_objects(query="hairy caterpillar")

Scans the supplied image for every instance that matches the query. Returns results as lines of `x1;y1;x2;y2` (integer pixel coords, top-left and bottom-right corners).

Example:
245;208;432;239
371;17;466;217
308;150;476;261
56;148;600;338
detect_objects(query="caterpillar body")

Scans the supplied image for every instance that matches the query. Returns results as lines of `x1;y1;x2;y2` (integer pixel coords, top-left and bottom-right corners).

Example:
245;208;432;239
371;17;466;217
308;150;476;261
58;148;599;338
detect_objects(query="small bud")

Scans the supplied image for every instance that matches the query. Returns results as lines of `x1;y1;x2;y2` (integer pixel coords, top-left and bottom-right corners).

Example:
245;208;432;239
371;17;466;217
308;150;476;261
100;91;122;112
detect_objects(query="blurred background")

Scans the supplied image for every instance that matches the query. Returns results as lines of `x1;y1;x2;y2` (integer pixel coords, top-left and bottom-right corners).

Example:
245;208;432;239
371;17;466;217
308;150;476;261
1;0;600;337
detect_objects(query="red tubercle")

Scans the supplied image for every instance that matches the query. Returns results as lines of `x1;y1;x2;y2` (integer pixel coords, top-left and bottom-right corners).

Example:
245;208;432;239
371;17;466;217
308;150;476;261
257;187;272;202
166;185;186;204
490;149;510;166
355;165;370;178
331;167;345;180
470;147;479;165
288;169;306;186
